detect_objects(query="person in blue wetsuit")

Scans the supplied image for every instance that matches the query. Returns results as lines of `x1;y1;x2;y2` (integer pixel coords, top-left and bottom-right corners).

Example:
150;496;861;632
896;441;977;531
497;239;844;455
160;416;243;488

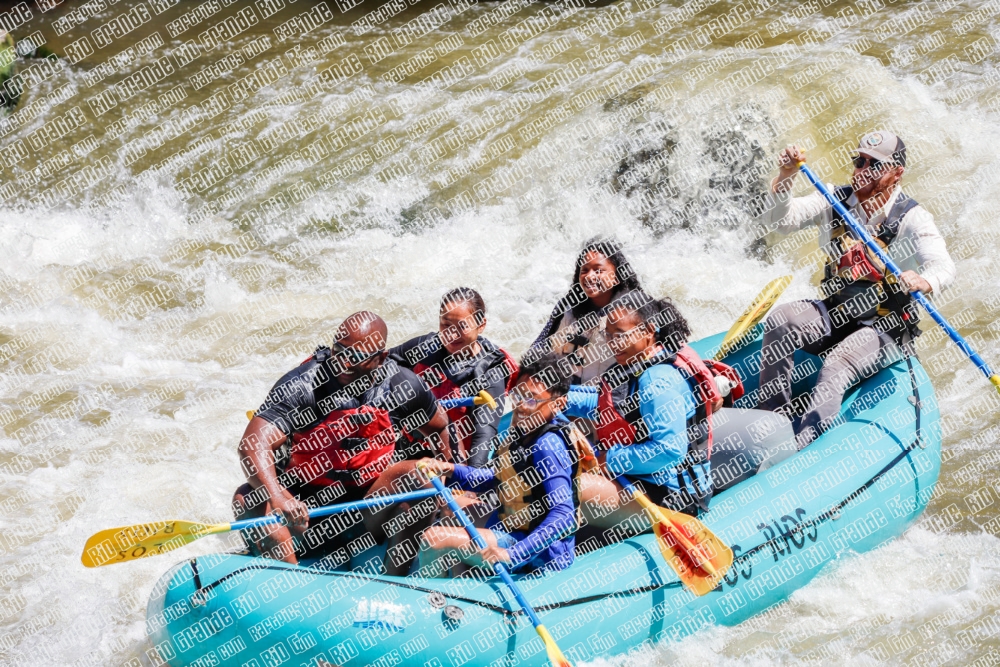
415;352;581;574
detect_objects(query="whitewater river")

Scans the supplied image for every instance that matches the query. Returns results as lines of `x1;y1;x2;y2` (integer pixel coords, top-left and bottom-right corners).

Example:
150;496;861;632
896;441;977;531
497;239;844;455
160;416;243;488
2;0;1000;664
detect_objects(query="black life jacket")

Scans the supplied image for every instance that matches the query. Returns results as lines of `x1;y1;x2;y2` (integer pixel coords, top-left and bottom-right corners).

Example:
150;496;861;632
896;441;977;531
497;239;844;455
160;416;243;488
822;186;922;345
408;334;517;454
495;419;582;534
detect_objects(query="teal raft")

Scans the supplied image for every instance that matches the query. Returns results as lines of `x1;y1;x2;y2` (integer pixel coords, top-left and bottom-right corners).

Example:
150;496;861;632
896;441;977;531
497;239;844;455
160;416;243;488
147;330;940;667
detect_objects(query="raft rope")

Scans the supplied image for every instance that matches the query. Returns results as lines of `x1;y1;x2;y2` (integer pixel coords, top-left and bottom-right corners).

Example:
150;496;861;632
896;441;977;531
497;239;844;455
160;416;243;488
731;357;924;569
189;360;927;615
189;558;682;617
190;558;202;591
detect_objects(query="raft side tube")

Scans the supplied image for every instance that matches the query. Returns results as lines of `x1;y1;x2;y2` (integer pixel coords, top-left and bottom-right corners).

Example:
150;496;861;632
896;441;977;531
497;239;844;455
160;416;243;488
146;333;940;666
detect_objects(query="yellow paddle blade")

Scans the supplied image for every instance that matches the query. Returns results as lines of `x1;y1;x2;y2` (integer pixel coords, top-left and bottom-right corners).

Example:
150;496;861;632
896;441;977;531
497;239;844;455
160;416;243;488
660;508;733;596
632;493;733;596
991;374;1000;395
535;625;572;667
81;520;230;568
714;275;793;360
474;389;498;410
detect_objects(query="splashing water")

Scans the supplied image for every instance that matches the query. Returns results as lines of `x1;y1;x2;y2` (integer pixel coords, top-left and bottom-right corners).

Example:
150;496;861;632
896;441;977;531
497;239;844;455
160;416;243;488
1;0;1000;664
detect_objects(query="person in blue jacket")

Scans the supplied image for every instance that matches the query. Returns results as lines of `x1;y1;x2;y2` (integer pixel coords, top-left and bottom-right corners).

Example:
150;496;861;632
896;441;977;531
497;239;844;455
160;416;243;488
579;290;792;533
415;352;581;575
579;291;720;530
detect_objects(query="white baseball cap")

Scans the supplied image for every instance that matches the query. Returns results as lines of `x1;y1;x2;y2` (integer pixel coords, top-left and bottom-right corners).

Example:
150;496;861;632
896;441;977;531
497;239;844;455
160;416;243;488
857;131;907;166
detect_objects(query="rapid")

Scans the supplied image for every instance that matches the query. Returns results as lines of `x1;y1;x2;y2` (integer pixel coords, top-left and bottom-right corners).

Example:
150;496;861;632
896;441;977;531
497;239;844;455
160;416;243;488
1;0;1000;664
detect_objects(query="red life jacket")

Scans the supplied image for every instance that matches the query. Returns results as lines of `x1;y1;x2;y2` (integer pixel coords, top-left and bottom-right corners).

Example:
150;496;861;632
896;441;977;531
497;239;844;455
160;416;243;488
834;243;884;283
412;346;518;452
595;345;744;456
284;350;398;488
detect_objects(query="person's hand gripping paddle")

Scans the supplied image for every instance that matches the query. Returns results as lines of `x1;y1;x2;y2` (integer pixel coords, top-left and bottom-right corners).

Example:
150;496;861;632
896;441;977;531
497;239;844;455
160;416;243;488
439;389;498;410
419;462;572;667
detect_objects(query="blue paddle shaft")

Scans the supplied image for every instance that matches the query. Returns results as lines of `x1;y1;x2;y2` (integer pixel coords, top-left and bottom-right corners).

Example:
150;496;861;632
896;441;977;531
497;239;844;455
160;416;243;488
797;164;998;382
427;475;545;629
440;396;476;409
229;488;440;532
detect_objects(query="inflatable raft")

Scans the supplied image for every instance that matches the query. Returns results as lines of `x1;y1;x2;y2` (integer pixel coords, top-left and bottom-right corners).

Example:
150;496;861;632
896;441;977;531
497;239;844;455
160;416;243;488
146;330;940;667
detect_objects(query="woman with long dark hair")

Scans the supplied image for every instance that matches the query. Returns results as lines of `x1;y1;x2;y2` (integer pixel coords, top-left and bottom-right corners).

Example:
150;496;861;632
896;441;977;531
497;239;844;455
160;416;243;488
578;290;795;532
529;237;643;384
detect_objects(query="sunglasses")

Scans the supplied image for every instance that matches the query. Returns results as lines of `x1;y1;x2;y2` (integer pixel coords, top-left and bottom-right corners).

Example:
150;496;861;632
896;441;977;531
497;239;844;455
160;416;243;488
512;393;554;410
851;155;887;170
608;323;655;349
332;341;382;366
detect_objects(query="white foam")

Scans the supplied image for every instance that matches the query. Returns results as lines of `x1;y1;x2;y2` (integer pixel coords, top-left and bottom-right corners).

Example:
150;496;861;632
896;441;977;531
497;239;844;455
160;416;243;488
2;2;1000;665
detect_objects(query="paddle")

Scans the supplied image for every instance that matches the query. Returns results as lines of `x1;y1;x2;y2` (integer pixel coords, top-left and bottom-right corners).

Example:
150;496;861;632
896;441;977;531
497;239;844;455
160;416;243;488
81;487;440;568
797;162;1000;394
420;465;572;667
248;390;498;419
713;274;794;361
440;389;499;410
617;477;732;596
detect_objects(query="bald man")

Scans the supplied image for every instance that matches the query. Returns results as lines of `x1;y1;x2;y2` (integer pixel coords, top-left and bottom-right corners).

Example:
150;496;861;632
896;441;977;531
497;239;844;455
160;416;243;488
233;311;451;566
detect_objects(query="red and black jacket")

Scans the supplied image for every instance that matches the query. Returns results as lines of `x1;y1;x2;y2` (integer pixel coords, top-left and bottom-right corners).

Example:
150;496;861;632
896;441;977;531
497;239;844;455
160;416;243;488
389;333;517;464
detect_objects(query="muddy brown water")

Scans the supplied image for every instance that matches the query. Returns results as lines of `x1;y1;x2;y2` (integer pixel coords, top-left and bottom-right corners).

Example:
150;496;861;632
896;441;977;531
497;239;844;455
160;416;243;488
1;0;1000;664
